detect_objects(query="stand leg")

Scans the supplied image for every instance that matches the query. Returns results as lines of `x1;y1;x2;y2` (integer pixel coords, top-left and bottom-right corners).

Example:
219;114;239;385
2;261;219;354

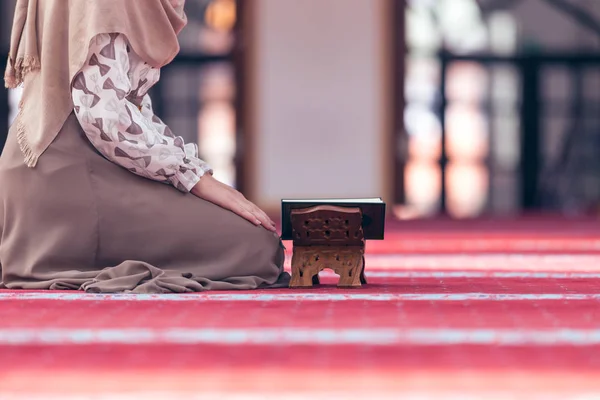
290;248;320;288
337;251;364;288
360;256;367;284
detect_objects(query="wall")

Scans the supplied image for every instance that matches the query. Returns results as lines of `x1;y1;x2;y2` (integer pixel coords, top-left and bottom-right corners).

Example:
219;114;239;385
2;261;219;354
512;0;600;51
247;0;392;211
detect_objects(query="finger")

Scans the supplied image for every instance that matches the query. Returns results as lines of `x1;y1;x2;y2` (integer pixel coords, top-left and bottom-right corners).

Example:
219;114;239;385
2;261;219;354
238;198;269;224
248;202;273;226
232;193;268;225
251;206;273;228
250;207;274;231
246;202;276;231
230;193;275;231
232;202;262;226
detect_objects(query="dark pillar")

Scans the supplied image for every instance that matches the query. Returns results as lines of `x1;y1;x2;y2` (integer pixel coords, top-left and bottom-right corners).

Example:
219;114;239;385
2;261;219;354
392;0;407;205
233;0;247;195
519;57;541;210
439;52;449;214
0;84;8;153
0;1;13;152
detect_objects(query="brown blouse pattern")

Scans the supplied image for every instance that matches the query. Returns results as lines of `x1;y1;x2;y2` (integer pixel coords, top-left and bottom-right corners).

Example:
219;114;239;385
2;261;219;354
71;33;211;192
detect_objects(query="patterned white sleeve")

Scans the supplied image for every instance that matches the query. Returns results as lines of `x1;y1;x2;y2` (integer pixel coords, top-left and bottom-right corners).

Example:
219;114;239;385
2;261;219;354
139;93;212;179
71;33;212;192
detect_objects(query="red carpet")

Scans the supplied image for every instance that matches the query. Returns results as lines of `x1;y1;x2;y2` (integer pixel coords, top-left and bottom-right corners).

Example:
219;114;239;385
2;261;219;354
1;218;600;399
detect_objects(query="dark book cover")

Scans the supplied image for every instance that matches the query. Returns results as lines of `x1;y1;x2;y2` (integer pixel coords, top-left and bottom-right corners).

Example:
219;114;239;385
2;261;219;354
280;198;386;240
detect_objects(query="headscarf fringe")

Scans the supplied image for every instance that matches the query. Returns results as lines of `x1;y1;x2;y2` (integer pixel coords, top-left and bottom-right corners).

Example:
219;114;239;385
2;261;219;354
5;57;41;167
4;55;40;89
15;98;38;167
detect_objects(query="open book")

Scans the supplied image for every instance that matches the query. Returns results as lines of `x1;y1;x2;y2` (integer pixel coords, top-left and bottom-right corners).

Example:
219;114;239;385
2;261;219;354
280;198;386;240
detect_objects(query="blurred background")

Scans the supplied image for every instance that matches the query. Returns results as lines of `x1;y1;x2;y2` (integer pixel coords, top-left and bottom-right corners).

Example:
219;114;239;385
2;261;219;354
1;0;599;219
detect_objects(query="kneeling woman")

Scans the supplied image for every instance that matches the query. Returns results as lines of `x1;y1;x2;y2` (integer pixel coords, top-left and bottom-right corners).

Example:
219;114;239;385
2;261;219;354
0;0;289;293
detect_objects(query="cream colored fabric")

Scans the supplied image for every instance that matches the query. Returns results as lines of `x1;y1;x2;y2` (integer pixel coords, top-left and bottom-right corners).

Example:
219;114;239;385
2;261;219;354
5;0;187;167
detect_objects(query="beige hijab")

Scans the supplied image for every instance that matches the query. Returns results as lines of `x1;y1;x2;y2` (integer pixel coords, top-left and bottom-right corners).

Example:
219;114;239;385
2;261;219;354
4;0;187;167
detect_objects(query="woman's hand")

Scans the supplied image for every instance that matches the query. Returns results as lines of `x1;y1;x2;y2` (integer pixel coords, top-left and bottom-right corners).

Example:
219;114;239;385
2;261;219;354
191;174;277;232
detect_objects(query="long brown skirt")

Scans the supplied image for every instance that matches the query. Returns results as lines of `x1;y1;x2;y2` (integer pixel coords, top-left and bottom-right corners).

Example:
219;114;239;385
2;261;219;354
0;114;289;293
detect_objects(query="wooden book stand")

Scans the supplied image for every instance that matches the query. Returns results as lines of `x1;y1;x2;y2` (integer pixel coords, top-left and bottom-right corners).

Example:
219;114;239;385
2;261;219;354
289;205;367;288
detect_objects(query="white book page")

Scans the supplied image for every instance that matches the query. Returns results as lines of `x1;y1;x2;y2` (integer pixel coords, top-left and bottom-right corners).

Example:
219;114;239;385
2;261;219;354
282;198;382;203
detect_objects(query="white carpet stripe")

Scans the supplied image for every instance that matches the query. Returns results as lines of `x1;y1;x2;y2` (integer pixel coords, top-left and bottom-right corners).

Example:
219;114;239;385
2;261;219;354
357;254;600;271
1;393;591;400
331;271;600;279
1;328;600;346
0;292;599;302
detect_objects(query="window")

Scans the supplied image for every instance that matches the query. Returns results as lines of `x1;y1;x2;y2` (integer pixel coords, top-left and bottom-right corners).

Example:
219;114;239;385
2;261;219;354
401;0;519;218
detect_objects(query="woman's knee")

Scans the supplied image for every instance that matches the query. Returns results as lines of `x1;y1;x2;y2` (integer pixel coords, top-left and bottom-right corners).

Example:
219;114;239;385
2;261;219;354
237;226;284;272
249;226;283;257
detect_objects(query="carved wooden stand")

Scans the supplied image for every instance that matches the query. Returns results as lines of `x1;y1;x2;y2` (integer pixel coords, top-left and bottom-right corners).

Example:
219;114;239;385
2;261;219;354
289;205;367;288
